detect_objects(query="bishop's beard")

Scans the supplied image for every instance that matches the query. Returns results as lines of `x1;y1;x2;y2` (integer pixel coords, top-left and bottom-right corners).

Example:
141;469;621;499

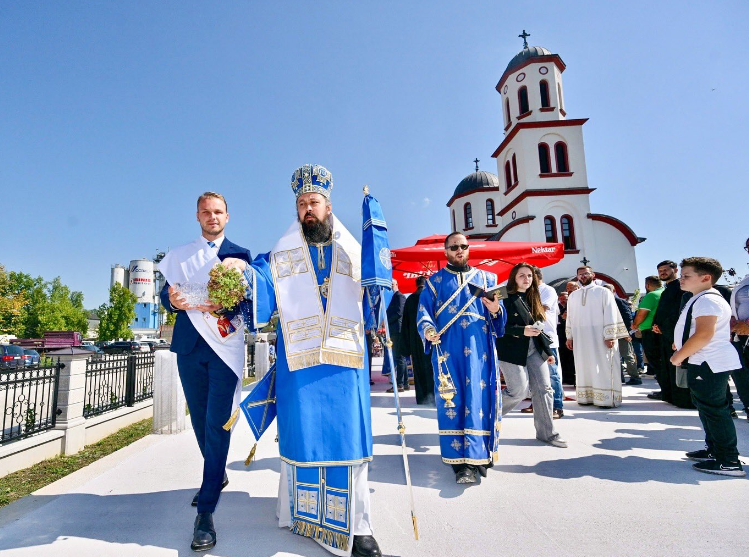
300;214;332;244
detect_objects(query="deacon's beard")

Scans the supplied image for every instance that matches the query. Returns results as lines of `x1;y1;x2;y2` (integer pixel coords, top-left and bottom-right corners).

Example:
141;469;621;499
446;253;469;268
579;276;593;286
300;214;332;244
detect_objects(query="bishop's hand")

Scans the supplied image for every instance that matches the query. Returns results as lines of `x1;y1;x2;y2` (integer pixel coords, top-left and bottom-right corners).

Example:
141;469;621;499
221;257;247;273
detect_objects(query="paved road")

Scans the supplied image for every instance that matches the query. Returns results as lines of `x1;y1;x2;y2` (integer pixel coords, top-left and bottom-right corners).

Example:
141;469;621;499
1;371;748;556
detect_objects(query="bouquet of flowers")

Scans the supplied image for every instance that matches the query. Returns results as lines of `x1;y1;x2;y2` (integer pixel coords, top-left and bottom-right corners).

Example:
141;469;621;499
207;264;246;311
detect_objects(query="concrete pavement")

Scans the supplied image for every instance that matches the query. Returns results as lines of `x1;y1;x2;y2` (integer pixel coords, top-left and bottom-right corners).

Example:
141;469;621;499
1;370;748;557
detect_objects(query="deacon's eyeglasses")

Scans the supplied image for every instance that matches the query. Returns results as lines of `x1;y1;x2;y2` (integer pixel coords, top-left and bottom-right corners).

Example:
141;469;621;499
447;244;470;252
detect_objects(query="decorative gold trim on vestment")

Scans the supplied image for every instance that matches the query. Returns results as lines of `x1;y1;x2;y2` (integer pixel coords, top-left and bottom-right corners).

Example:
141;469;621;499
281;455;373;467
439;428;491;436
441;456;493;465
437;295;479;336
426;279;437;296
435;268;479;317
291;520;350;552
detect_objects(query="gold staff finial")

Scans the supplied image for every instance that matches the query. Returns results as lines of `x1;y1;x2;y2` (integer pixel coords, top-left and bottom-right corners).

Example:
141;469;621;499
363;185;369;196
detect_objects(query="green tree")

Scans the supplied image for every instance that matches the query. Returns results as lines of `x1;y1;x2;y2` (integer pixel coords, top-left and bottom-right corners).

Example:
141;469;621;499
0;270;87;337
97;284;137;341
0;265;27;335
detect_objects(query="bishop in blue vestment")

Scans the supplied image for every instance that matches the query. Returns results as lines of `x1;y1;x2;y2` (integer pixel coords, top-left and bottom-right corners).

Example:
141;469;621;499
225;165;381;557
417;232;507;484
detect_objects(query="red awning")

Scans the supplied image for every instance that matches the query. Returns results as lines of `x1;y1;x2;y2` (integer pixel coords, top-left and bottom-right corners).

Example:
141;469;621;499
389;235;564;294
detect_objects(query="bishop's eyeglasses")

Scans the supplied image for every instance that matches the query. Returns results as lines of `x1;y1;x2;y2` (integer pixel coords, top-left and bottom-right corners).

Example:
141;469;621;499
447;244;470;252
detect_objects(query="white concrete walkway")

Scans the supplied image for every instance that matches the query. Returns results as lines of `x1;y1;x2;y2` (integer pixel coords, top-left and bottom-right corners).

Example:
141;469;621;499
1;369;748;557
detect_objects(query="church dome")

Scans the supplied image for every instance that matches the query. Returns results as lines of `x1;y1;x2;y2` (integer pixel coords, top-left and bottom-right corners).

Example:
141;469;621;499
504;46;553;74
453;170;499;198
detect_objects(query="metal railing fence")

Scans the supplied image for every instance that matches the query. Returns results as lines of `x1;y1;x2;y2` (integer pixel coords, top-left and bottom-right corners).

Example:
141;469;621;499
1;361;61;443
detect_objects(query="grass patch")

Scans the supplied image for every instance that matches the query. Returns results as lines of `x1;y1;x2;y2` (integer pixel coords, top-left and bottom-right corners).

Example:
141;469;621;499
0;417;153;508
242;376;257;387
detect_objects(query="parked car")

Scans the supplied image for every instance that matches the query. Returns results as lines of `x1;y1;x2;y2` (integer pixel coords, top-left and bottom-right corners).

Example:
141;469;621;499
78;345;103;354
1;344;25;370
22;349;41;366
141;340;171;352
102;341;150;354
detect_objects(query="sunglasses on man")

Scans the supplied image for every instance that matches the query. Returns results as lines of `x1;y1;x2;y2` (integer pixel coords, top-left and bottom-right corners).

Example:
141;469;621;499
447;244;470;252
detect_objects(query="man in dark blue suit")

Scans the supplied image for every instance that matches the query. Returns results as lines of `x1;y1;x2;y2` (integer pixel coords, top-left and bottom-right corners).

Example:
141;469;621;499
159;192;252;552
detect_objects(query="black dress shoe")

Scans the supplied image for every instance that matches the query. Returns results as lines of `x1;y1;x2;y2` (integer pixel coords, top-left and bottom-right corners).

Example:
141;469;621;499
646;391;662;400
191;474;229;507
455;466;477;484
352;535;382;557
191;512;216;551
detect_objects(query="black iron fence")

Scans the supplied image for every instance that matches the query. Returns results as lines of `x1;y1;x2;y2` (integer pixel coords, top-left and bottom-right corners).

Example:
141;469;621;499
1;361;61;443
84;353;154;418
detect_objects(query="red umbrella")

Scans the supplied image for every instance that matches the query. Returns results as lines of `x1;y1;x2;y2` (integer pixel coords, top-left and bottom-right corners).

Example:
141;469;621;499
389;235;564;294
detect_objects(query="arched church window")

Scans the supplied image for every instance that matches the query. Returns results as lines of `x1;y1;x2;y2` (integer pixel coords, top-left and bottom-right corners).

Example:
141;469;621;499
518;86;529;115
538;143;551;174
486;199;496;225
504;98;511;125
511;153;518;184
544;216;558;243
504;161;512;190
540;80;550;108
555;142;569;173
561;215;576;250
464;203;473;229
452;210;456;232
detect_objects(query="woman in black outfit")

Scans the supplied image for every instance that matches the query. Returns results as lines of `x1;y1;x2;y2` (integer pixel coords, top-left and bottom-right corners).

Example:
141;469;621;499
497;263;567;448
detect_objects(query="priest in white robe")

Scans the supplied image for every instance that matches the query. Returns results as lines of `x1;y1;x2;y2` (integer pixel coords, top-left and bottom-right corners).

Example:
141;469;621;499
565;266;629;407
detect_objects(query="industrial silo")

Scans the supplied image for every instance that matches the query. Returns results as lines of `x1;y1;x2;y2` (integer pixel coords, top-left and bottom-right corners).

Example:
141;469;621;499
129;259;155;302
111;264;127;289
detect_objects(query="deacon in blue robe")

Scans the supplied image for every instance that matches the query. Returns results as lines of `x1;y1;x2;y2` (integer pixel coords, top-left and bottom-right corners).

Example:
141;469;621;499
225;164;381;557
417;233;506;484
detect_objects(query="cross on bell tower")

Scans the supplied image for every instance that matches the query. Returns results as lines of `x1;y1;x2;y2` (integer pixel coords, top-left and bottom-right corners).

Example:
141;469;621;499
518;30;531;49
473;158;480;172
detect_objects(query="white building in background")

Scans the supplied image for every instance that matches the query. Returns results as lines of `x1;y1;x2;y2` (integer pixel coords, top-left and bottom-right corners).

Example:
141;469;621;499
446;37;643;294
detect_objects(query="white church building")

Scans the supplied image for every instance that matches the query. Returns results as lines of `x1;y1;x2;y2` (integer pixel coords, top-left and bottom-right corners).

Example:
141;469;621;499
446;36;644;295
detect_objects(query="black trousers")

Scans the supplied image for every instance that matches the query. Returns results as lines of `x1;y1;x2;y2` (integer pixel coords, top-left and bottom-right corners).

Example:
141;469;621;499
642;330;669;400
177;336;238;514
687;362;740;463
727;337;749;410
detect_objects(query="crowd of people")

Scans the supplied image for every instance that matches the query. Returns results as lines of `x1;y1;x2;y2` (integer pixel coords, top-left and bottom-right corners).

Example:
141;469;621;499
384;234;749;483
159;166;748;555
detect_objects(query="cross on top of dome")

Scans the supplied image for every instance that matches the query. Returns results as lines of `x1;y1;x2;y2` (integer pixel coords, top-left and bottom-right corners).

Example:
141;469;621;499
518;30;531;49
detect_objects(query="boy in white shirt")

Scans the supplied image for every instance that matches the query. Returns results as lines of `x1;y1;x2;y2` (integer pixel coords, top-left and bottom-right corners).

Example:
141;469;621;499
671;257;745;477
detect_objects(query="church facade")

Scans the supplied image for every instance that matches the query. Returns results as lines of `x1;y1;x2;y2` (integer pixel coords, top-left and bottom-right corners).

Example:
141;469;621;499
446;40;643;295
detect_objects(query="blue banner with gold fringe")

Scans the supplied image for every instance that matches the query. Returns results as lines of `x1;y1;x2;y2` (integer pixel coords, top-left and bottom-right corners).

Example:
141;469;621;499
240;364;277;441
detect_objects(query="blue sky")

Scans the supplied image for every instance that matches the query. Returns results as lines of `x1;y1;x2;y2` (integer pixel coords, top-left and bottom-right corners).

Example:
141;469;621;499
1;1;746;307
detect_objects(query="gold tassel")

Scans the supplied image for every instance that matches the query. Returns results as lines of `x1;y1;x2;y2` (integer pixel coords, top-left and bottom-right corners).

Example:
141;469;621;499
244;443;257;467
223;407;239;431
412;514;419;540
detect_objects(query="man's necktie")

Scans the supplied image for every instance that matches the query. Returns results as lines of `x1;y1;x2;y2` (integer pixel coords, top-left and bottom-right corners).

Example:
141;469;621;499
207;241;216;249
